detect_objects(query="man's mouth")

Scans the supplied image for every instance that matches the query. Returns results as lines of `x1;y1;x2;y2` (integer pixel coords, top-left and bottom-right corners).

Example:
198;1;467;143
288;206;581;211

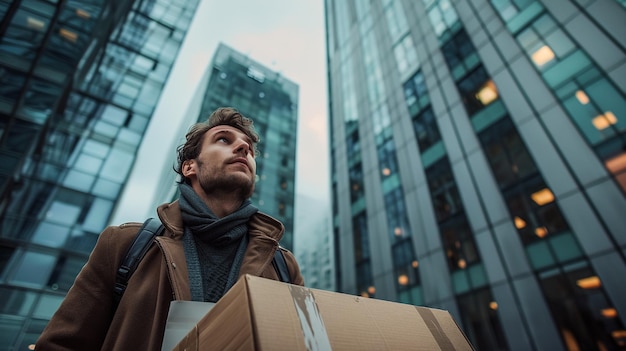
229;157;249;169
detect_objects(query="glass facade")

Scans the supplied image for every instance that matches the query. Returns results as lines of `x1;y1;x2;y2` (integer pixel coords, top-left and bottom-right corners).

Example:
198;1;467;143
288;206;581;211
195;43;299;251
326;0;626;350
0;0;199;348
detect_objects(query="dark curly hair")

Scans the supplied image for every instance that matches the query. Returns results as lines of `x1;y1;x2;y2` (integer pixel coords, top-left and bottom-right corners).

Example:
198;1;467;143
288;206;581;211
175;107;260;184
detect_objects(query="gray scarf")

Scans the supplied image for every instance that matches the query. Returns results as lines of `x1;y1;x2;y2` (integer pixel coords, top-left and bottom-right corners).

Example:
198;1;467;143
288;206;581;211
178;183;258;302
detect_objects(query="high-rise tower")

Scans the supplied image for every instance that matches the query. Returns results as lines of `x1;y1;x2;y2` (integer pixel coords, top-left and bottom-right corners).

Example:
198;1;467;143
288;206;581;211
198;44;299;251
149;43;300;251
0;0;199;348
326;1;625;350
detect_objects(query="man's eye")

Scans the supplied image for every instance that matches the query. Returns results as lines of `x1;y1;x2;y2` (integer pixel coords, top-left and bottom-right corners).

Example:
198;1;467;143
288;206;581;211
217;137;229;143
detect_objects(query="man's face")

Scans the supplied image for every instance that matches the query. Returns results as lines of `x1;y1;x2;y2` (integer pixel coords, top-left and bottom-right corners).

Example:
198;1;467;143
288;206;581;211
186;125;257;200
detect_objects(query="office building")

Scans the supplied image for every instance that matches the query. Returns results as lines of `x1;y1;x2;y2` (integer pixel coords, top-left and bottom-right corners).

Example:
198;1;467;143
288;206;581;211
178;43;300;251
326;0;625;350
0;0;199;348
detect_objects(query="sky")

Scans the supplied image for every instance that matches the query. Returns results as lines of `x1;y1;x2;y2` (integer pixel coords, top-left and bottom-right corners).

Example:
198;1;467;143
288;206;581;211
112;0;330;237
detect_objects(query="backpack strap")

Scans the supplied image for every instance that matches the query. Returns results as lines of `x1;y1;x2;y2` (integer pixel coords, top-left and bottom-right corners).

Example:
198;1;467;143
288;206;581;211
113;218;291;311
272;247;291;284
113;218;164;310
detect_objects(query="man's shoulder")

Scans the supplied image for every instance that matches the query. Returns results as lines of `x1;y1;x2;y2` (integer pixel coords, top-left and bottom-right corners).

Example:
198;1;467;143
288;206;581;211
99;222;146;244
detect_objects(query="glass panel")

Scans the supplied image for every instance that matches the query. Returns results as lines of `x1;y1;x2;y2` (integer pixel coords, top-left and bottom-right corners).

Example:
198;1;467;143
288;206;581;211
452;270;470;294
9;250;56;287
468;263;488;288
46;200;81;226
526;240;555;269
31;221;70;248
92;177;121;199
32;294;64;319
63;170;95;192
540;266;625;350
100;148;133;182
0;317;22;351
47;255;84;291
82;198;113;233
549;232;583;263
0;288;37;315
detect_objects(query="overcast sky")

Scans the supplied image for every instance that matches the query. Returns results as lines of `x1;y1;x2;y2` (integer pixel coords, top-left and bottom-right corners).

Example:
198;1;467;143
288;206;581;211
113;0;330;232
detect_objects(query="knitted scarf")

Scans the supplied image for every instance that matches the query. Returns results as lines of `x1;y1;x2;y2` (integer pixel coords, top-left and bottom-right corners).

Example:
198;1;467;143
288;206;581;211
178;183;258;302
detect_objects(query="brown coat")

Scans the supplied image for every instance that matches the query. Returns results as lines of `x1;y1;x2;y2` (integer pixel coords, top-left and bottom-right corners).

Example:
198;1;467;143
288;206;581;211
36;201;304;350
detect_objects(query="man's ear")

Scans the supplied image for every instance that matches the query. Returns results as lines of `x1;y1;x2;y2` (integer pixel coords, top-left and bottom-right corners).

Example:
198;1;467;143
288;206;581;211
182;160;196;178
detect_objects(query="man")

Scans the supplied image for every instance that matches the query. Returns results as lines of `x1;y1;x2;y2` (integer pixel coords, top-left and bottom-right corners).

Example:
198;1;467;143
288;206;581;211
37;107;304;350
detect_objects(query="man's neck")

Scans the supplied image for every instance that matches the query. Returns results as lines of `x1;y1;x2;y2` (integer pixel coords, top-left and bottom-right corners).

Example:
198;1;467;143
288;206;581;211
194;189;244;218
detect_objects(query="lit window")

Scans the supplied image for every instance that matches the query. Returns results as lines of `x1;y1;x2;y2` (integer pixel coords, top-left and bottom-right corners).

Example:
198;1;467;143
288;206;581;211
458;259;467;269
412;260;419;268
382;168;391;176
592;111;618;130
576;276;601;289
76;9;91;19
394;227;402;236
489;301;498;310
367;286;376;295
605;152;626;175
514;216;527;229
534;226;548;238
575;90;590;105
475;80;498;106
530;188;554;206
531;45;555;67
398;274;409;285
602;308;617;318
59;28;78;42
27;17;45;30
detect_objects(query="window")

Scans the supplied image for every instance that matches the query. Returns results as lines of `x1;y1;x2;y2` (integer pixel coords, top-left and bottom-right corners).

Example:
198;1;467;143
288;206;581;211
426;158;464;222
384;187;412;242
423;0;460;38
413;108;441;151
440;214;479;271
457;288;509;350
393;35;419;78
404;70;429;117
540;265;626;350
478;118;537;189
457;66;499;116
392;238;421;305
441;28;480;80
503;176;569;245
384;0;409;43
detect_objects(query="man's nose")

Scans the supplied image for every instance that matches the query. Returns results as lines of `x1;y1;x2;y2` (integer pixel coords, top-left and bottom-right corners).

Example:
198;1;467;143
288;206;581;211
235;140;250;154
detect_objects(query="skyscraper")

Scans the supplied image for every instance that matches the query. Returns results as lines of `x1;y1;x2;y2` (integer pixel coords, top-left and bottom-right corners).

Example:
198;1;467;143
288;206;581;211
325;1;625;350
0;0;198;348
196;43;300;251
147;43;300;251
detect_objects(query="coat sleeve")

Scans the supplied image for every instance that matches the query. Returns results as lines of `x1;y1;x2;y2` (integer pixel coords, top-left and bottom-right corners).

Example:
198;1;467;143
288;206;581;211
36;226;129;350
280;248;305;286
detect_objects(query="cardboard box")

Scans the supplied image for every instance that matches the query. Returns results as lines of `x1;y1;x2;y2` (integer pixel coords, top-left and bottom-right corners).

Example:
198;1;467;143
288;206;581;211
173;275;474;350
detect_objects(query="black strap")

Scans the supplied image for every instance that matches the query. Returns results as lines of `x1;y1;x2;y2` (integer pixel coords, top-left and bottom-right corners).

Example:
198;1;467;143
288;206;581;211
113;218;291;311
272;247;291;283
113;218;163;310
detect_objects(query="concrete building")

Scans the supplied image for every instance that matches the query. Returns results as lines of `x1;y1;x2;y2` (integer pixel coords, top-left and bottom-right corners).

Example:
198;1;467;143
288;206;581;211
0;0;199;348
325;0;626;350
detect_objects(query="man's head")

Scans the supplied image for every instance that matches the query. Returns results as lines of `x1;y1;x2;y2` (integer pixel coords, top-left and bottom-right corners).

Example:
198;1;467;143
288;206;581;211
176;107;260;199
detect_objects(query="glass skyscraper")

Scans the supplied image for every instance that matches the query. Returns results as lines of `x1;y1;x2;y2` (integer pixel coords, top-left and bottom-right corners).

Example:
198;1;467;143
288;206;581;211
0;0;198;348
326;0;625;350
190;43;300;251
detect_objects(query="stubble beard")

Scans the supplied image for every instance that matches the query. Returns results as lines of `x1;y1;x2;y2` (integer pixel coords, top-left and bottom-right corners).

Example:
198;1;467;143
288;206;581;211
198;166;255;201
